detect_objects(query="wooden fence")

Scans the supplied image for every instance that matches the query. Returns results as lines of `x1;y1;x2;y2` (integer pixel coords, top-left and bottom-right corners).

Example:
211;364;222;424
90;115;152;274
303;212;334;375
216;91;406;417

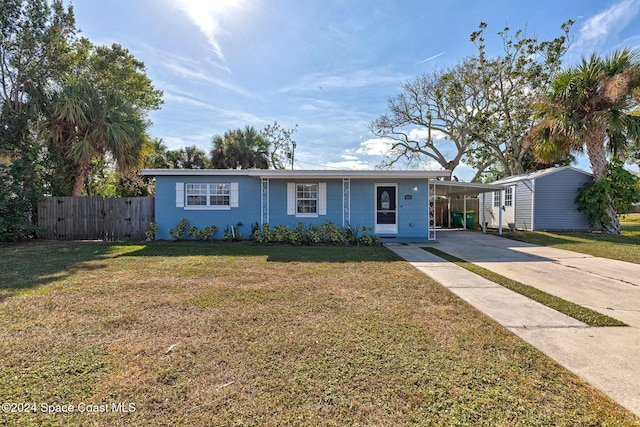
434;197;480;228
37;197;155;241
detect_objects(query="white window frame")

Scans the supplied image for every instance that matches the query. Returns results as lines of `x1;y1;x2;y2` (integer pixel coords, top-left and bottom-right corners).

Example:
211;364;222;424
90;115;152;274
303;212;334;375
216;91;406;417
287;182;326;217
504;187;513;207
184;183;237;210
493;191;501;207
296;183;318;217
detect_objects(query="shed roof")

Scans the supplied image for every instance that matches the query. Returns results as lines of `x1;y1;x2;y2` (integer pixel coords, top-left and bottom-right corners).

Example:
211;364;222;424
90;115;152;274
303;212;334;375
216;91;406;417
490;166;592;185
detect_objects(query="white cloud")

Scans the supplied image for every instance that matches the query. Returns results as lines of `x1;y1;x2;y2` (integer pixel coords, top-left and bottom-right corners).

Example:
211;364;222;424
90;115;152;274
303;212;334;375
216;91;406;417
323;160;372;170
279;67;409;94
353;138;393;156
407;127;447;142
573;0;640;53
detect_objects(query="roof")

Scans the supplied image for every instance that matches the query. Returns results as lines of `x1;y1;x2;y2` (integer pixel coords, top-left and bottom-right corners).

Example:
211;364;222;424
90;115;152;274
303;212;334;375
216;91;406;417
490;166;592;185
140;168;452;180
432;181;504;197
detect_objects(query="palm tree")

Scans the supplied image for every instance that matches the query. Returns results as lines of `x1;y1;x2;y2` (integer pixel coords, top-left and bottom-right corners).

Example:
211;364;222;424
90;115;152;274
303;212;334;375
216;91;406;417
527;48;640;233
46;78;147;196
210;126;270;169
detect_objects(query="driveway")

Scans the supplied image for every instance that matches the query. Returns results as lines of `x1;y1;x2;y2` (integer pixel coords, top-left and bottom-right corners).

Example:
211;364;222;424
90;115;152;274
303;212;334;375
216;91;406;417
386;231;640;418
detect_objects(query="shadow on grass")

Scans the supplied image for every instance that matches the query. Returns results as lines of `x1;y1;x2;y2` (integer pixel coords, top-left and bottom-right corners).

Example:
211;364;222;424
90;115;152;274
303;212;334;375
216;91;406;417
0;240;114;302
0;240;400;300
118;240;400;263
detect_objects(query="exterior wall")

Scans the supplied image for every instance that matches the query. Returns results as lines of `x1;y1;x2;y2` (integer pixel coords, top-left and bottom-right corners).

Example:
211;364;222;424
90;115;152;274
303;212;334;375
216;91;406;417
267;179;344;229
350;179;430;237
514;179;534;230
154;175;261;240
268;178;430;237
155;175;432;239
533;169;592;231
479;193;495;226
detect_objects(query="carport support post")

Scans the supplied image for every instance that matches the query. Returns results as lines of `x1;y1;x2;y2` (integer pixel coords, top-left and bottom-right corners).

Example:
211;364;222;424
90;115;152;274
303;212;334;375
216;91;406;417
482;193;486;234
463;196;467;230
498;189;503;236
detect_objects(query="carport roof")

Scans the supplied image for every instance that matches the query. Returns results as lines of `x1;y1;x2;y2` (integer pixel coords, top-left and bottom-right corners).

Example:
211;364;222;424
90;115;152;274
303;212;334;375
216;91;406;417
432;181;504;197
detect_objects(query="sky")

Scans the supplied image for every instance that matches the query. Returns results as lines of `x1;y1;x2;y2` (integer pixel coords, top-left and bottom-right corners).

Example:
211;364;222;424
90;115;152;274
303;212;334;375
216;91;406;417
72;0;640;180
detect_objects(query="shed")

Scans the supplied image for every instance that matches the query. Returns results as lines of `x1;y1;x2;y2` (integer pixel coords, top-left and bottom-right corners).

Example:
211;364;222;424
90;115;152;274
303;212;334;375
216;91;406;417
479;166;593;231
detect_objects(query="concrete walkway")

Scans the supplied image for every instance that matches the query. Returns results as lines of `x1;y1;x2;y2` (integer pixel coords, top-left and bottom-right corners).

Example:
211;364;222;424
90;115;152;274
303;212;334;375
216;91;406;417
385;231;640;418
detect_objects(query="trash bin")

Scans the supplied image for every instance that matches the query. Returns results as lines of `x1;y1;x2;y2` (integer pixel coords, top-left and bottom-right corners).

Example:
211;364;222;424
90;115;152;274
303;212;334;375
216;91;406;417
465;211;475;229
451;211;463;228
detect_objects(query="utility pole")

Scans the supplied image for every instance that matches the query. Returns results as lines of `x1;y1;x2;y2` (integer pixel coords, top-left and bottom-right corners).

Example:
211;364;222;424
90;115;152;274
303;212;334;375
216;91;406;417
291;141;296;170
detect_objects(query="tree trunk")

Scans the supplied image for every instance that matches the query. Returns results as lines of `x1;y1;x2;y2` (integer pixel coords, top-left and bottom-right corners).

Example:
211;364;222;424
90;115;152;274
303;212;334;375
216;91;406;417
585;128;621;234
584;129;608;181
602;206;622;234
71;166;86;197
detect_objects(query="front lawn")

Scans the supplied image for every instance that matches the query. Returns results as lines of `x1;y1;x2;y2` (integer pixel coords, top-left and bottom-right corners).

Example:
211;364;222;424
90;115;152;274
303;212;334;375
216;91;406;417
497;213;640;264
1;241;638;426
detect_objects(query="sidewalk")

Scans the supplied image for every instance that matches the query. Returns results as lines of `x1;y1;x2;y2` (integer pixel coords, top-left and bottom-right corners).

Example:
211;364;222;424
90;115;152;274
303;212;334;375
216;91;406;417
385;232;640;417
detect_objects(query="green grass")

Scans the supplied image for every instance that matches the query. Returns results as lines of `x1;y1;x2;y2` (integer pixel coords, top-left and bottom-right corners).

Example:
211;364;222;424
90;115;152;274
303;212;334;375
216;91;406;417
495;213;640;264
0;240;638;426
422;247;626;327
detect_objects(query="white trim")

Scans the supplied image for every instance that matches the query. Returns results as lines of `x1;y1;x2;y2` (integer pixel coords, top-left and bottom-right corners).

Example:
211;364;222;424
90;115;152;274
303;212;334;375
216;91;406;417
531;179;536;230
175;182;184;207
287;182;295;215
184;206;231;211
230;182;239;207
142;169;451;180
318;182;327;215
184;183;234;209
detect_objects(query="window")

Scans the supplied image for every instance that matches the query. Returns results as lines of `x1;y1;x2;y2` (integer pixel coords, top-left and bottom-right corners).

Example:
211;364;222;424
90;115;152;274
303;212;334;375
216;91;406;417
187;184;208;206
493;191;501;207
209;183;230;206
504;187;513;207
287;182;326;216
186;183;231;209
297;183;318;214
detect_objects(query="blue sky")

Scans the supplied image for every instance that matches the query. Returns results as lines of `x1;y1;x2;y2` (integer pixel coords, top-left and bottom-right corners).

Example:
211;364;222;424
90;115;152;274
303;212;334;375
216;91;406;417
72;0;640;179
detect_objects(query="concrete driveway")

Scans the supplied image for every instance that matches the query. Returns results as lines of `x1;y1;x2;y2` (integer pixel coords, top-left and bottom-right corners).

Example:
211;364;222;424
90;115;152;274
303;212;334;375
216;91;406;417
386;231;640;418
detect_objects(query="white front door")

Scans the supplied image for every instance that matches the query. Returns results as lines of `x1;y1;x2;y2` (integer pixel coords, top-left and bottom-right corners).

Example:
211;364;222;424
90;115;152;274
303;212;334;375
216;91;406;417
375;184;398;234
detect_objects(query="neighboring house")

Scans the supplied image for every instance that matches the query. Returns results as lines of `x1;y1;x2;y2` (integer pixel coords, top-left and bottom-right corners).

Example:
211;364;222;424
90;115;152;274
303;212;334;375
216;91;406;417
141;169;455;240
480;166;593;231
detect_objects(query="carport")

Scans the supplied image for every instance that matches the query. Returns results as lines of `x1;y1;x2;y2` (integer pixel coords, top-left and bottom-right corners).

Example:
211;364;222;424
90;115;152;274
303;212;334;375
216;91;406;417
429;180;506;241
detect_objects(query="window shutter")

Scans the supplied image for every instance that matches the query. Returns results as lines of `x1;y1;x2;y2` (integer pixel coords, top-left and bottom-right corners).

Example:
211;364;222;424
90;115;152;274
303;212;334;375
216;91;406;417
175;182;184;207
319;182;327;215
287;182;295;215
230;182;239;207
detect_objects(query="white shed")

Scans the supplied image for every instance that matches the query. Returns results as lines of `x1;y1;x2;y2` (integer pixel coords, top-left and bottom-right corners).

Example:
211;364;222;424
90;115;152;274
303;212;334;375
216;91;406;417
480;166;593;231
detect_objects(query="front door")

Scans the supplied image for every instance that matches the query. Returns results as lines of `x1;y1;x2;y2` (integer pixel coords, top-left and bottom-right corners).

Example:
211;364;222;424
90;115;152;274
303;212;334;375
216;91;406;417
375;184;398;234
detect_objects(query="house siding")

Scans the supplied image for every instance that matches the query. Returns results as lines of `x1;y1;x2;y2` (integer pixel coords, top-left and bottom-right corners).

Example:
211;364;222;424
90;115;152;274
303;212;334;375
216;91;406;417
514;179;534;230
533;169;591;230
154;175;261;240
267;179;344;229
154;175;434;239
350;179;430;237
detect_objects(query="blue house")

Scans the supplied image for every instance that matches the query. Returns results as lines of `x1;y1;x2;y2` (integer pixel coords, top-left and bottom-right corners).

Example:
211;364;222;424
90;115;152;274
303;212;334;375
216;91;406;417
141;169;453;240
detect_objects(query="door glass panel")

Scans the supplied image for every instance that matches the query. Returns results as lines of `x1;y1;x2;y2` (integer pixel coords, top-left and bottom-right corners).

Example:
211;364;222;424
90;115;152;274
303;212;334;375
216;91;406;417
376;186;396;225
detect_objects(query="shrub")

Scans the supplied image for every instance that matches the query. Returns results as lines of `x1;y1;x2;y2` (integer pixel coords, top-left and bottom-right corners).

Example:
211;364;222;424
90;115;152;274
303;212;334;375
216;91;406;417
145;222;158;241
251;221;376;246
187;225;218;241
168;218;189;240
223;225;242;242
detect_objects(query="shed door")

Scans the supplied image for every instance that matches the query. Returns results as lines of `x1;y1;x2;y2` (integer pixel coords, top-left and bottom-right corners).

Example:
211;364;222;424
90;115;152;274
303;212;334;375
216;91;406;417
375;184;398;234
503;186;515;225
